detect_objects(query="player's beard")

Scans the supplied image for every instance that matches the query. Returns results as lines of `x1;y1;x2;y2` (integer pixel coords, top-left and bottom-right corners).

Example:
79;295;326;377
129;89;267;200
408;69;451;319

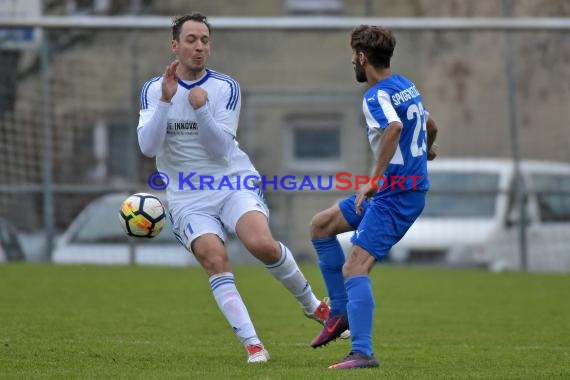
188;60;206;74
178;54;207;76
190;65;205;75
179;61;206;79
353;60;367;83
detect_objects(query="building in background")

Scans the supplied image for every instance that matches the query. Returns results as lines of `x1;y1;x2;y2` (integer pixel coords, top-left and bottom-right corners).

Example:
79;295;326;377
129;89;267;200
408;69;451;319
0;0;569;260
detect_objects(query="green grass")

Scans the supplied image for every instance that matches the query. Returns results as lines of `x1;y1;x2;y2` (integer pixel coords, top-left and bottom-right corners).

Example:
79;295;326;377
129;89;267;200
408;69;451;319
0;264;569;379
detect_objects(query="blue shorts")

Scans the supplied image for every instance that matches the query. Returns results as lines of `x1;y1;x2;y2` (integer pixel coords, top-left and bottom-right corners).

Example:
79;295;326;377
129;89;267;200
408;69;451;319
338;191;426;261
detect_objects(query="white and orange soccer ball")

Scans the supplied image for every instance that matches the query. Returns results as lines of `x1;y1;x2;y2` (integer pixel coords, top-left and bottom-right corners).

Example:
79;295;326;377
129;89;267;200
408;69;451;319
118;193;166;238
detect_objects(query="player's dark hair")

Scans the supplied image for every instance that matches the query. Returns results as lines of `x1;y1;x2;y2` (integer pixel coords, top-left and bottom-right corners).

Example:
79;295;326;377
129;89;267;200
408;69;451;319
172;12;211;41
350;25;396;68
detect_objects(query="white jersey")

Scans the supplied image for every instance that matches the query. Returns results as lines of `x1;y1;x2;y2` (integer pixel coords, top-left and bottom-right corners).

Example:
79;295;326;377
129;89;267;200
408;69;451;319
138;69;258;209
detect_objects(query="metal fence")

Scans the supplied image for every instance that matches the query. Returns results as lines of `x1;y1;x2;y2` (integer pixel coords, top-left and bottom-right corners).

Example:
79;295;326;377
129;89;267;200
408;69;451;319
1;16;569;270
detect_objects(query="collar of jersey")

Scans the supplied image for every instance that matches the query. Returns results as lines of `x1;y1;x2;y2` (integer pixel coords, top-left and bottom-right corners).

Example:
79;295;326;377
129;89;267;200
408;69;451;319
177;69;211;89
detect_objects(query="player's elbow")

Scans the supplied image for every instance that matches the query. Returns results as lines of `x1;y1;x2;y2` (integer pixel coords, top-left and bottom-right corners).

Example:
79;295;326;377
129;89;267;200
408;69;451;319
138;140;157;158
394;123;403;134
387;121;403;136
139;145;157;158
137;130;157;158
427;123;438;135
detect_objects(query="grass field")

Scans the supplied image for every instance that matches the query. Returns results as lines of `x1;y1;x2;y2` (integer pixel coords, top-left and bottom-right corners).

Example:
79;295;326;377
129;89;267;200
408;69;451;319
0;264;569;379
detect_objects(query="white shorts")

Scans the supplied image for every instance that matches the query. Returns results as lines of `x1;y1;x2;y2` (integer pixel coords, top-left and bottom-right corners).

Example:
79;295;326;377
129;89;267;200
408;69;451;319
168;188;269;253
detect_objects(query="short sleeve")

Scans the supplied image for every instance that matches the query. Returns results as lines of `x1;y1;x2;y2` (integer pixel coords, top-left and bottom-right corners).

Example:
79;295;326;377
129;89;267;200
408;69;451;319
362;89;402;131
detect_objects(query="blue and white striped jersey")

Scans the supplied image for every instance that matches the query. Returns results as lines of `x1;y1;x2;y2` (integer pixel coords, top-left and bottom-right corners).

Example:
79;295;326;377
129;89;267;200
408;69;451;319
362;73;429;196
138;69;258;207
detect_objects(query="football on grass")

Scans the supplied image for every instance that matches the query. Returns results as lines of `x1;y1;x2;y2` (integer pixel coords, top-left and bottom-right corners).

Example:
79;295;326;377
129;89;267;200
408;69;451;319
118;193;165;238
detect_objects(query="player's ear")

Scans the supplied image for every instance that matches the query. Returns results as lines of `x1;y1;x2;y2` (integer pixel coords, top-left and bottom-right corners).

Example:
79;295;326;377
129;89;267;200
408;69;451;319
359;52;366;66
170;39;178;53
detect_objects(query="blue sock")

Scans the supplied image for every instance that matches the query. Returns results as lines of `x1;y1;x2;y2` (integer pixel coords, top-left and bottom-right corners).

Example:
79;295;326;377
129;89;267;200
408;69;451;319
345;275;374;357
312;237;347;315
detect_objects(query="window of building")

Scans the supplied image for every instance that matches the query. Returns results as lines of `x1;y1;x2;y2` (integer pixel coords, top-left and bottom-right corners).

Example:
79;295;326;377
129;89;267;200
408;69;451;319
285;0;343;15
65;0;149;14
285;113;342;172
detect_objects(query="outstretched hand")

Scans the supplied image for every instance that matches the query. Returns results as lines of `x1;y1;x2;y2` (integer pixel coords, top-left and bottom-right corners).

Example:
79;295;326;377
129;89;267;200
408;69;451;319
160;60;179;103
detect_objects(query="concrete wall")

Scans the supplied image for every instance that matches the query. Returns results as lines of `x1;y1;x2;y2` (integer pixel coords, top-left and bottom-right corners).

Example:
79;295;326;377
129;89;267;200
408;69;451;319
5;0;569;256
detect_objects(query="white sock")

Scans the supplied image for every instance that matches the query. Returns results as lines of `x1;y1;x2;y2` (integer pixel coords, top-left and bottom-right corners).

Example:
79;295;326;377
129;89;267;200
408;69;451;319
209;272;260;346
265;242;320;314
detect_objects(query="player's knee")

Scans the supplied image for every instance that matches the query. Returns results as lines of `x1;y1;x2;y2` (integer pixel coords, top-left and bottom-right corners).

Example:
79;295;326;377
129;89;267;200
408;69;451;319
192;237;228;273
341;262;352;278
342;254;361;277
198;251;229;273
342;262;366;278
310;211;334;239
342;247;374;277
244;236;280;263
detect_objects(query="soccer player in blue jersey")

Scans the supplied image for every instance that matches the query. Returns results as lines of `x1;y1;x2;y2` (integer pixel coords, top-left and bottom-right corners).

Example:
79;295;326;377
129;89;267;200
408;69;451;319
309;25;438;369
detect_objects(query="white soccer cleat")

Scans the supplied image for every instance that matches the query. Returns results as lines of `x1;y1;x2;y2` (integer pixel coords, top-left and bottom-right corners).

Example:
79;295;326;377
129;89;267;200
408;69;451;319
339;329;351;339
246;344;270;363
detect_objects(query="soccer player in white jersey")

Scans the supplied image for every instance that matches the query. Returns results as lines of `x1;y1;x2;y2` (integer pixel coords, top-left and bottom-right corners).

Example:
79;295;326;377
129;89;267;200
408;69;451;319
309;25;438;369
137;13;329;364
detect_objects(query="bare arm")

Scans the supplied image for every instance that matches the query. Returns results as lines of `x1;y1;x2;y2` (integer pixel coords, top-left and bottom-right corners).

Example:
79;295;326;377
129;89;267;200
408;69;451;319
370;121;402;179
426;116;438;161
355;121;403;213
